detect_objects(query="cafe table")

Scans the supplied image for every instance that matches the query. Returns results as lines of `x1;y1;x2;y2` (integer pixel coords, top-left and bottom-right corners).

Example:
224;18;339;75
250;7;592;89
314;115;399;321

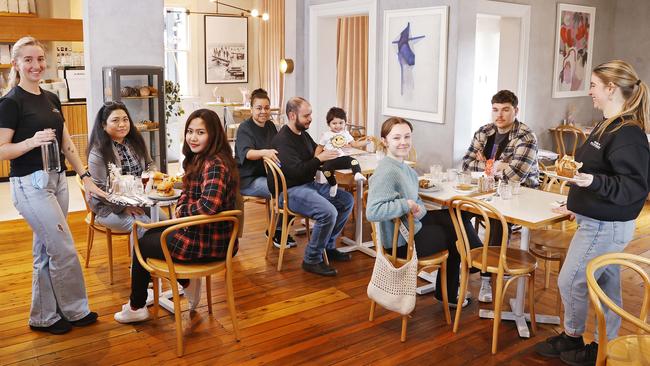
420;186;571;338
334;152;415;257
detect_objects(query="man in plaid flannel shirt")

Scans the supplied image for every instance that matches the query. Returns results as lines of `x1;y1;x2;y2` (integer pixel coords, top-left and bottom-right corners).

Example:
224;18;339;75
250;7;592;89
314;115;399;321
461;90;539;304
462;90;539;188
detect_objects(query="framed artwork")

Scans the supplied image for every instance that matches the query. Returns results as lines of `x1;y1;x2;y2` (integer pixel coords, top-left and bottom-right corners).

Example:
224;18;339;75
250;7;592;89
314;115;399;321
204;15;248;84
552;4;595;98
382;6;448;123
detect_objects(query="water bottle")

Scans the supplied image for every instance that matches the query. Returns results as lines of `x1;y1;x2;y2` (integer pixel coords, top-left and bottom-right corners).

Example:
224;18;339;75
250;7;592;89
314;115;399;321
41;130;61;172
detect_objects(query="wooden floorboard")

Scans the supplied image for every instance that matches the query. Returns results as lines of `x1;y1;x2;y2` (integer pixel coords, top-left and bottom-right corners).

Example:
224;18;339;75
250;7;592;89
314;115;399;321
0;201;648;365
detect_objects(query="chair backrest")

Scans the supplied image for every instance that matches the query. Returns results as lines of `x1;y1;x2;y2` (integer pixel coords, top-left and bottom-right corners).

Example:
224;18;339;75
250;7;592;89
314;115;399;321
362;191;415;266
448;196;511;274
132;210;243;281
262;157;290;217
553;125;587;158
587;252;650;364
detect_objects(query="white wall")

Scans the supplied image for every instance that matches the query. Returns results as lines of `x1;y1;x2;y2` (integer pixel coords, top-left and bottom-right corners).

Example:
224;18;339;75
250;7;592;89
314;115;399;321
612;0;650;84
164;0;262;109
297;0;622;171
497;17;520;92
83;0;165;130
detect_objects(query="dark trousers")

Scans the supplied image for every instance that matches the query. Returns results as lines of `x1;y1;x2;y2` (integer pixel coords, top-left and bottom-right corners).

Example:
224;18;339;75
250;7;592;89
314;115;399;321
129;226;221;308
391;210;482;303
321;156;362;186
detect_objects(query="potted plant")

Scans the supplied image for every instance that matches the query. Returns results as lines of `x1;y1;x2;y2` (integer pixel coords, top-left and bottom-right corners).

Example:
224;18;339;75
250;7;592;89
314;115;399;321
165;80;185;161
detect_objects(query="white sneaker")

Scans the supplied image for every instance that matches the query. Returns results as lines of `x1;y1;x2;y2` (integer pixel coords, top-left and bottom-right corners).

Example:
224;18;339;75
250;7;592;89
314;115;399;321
479;280;493;303
354;172;366;181
185;278;202;311
114;302;150;323
329;184;338;197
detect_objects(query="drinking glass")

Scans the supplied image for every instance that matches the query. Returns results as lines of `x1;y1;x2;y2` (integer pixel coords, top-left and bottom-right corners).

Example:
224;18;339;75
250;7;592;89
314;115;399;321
446;168;459;184
430;164;443;183
459;171;472;186
509;180;521;195
498;180;513;200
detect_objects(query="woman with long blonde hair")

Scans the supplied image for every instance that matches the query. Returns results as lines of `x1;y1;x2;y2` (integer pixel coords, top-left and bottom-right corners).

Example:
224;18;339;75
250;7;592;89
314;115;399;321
535;60;649;365
0;36;106;334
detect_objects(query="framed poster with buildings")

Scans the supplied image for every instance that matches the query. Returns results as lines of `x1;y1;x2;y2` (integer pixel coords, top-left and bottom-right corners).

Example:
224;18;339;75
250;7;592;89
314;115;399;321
204;15;248;84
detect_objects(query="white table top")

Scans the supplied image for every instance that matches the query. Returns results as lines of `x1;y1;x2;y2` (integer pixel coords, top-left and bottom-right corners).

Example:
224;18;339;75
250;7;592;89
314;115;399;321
420;184;570;228
335;154;416;177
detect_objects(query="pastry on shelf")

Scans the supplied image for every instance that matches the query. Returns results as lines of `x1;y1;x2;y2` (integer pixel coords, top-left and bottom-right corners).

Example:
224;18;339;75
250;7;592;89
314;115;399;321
139;86;150;97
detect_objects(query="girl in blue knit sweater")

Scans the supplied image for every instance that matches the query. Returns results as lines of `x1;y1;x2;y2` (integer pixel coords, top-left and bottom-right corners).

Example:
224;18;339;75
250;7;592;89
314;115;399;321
366;117;480;307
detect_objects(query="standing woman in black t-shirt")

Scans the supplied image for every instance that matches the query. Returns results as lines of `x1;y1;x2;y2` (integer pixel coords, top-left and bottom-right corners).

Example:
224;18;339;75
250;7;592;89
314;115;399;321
0;36;107;335
535;60;649;364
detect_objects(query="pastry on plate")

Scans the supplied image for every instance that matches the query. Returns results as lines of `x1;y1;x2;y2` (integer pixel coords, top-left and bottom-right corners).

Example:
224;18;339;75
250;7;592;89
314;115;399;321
555;155;583;178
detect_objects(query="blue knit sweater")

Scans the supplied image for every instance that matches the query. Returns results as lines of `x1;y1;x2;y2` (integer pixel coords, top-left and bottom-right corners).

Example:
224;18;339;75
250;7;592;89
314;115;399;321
366;156;426;249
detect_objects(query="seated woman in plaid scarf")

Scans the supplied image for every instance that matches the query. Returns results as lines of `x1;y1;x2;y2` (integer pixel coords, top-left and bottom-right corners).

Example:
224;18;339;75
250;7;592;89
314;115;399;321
114;108;239;324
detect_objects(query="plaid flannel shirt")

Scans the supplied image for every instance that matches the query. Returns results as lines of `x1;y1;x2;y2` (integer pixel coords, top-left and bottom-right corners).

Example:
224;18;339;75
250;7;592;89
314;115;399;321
462;120;540;187
171;156;238;261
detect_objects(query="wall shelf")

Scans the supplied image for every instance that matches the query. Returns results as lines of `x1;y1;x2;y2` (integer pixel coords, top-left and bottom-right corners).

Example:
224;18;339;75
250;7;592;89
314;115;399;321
0;12;37;17
0;16;82;42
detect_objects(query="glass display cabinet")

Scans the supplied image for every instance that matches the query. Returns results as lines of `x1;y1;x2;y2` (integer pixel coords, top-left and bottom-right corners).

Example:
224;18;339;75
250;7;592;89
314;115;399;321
102;66;167;172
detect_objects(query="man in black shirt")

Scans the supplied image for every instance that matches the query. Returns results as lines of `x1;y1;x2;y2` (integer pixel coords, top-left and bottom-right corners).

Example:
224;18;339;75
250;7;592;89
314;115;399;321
270;97;354;276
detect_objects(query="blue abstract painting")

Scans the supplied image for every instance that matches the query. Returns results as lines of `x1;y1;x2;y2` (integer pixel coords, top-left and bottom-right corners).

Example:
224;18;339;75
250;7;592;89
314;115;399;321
392;22;425;95
383;6;449;123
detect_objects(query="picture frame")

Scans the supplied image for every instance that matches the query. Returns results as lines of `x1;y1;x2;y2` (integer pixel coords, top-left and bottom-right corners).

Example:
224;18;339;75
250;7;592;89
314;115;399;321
552;3;595;98
204;15;248;84
382;6;448;123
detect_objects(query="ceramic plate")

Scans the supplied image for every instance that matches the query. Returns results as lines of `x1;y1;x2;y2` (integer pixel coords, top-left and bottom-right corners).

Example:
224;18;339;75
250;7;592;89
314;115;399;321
544;171;579;183
148;188;182;201
419;184;443;193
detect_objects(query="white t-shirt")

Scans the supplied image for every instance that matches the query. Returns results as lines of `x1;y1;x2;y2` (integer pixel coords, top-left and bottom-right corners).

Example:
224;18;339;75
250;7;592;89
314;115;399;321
318;130;354;155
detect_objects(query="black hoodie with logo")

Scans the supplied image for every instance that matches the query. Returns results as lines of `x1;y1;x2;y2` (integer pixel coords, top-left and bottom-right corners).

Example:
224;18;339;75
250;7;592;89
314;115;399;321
567;117;650;221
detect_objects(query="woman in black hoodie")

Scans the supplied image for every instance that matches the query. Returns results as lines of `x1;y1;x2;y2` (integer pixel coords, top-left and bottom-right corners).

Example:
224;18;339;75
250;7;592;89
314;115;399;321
535;60;649;365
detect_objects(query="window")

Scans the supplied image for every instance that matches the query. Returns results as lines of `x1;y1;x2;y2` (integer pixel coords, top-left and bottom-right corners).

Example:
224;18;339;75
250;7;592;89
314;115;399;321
164;8;190;96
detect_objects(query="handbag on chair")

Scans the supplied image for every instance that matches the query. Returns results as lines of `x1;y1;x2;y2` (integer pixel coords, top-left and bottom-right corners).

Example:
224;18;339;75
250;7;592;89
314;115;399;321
366;223;418;315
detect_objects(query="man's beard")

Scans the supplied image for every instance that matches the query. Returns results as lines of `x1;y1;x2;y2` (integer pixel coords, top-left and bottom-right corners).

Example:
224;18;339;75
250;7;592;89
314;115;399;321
296;119;309;131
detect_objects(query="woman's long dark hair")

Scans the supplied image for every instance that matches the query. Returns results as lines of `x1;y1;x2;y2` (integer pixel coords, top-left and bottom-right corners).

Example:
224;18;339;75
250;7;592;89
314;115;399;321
182;108;238;186
87;101;150;166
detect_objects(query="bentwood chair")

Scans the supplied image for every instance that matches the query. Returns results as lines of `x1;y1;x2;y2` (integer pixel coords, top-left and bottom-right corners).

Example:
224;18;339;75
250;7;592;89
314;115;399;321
132;210;242;357
587;253;650;366
449;196;538;354
364;192;451;342
76;174;130;284
553;124;587;159
263;157;317;271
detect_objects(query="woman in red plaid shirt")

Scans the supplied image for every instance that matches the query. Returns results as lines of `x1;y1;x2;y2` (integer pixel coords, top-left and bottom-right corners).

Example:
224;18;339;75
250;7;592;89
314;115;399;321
114;109;239;323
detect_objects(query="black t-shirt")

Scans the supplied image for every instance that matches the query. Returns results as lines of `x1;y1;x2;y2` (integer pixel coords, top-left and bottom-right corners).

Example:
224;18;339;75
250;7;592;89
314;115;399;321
0;86;67;177
234;118;278;188
270;125;321;190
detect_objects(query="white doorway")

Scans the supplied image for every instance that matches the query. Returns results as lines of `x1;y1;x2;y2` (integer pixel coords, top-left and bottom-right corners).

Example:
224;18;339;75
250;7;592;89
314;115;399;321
471;1;530;130
308;0;377;140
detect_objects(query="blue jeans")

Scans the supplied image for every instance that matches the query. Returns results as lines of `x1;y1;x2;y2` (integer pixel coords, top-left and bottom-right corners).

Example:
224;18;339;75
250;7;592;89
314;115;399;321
280;181;353;264
558;213;635;341
240;176;271;199
96;210;151;239
10;171;91;327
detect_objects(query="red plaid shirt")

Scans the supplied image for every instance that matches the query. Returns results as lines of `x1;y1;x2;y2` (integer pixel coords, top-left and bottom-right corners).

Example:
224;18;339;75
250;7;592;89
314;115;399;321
171;156;238;261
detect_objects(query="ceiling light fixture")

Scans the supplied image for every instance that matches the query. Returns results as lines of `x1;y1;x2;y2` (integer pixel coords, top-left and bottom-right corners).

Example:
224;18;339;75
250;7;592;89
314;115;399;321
199;0;268;21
